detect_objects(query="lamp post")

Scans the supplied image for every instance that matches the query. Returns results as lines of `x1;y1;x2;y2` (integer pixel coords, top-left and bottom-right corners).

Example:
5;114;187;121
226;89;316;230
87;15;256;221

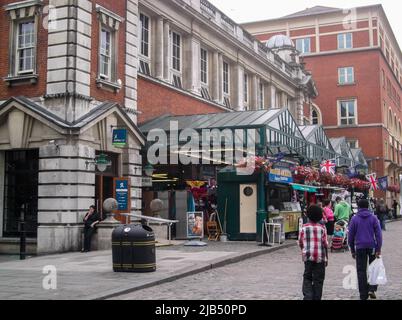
256;128;267;243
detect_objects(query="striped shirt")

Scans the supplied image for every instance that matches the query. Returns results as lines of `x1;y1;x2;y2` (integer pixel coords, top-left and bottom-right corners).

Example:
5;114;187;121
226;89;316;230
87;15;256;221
299;222;328;263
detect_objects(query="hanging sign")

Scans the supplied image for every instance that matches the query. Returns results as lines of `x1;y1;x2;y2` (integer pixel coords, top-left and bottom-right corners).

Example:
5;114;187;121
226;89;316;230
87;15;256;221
112;129;127;148
268;167;294;184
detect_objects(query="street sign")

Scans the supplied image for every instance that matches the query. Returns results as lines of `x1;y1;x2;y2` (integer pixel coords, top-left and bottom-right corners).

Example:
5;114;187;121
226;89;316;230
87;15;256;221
113;178;130;212
112;129;127;148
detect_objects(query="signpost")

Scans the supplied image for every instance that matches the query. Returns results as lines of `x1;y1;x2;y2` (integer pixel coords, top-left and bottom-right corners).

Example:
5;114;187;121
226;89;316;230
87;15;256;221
113;178;131;223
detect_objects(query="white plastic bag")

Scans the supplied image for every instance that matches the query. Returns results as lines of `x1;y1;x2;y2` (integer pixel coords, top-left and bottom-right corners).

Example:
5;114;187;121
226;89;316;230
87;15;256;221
368;258;387;286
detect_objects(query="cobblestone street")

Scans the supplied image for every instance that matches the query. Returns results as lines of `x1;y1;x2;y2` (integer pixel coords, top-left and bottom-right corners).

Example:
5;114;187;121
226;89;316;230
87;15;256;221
114;221;402;300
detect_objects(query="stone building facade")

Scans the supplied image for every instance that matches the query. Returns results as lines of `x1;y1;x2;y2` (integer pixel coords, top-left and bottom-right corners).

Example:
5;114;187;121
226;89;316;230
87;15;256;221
0;0;144;254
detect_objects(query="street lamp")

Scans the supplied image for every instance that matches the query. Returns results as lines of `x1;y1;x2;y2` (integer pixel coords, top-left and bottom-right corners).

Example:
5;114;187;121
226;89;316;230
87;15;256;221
144;164;155;177
85;154;112;172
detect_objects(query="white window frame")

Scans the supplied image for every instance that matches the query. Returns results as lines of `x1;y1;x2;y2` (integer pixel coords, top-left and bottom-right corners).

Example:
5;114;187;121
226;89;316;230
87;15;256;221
139;13;151;60
171;30;182;74
200;47;208;85
99;27;113;81
296;38;311;54
311;108;320;125
338;67;355;85
15;19;36;75
338;99;358;126
347;140;359;149
338;33;353;50
223;61;230;96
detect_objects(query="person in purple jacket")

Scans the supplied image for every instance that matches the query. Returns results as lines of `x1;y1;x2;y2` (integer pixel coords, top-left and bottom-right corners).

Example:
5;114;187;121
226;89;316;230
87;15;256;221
348;199;383;300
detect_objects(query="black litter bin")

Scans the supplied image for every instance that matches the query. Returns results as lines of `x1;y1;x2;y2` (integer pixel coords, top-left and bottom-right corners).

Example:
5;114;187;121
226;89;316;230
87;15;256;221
112;224;156;273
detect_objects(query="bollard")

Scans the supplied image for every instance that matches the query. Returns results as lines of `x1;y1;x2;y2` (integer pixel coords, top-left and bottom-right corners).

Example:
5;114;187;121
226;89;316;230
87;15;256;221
19;204;26;260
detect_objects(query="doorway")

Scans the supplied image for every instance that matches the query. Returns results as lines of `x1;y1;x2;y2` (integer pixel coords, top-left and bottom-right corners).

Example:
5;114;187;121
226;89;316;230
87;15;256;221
3;150;39;238
239;184;257;234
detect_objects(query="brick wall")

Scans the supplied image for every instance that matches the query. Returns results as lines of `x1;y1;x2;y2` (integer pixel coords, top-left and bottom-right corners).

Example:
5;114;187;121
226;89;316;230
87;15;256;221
0;0;49;100
138;77;225;125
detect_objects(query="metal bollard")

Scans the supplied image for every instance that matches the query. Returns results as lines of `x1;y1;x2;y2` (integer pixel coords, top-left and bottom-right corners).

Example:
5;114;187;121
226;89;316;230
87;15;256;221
19;205;26;260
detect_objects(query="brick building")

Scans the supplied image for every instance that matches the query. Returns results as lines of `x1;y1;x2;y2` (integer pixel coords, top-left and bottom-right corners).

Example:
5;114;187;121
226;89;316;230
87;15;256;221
243;5;402;202
0;0;144;254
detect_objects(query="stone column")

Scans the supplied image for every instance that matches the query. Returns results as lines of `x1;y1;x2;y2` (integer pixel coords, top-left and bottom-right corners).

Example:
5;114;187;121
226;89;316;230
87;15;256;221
163;20;170;81
186;37;201;94
271;85;277;109
211;51;220;102
37;145;96;254
250;75;258;110
233;64;244;111
155;17;164;80
218;53;224;103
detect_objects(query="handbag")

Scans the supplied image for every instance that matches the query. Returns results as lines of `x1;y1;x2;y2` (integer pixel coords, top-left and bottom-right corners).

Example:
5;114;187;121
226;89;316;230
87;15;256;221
368;257;387;286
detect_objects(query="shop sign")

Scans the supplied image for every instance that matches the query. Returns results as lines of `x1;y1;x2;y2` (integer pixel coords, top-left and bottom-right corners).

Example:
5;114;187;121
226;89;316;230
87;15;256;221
114;178;130;212
112;129;127;148
187;211;204;239
269;167;294;184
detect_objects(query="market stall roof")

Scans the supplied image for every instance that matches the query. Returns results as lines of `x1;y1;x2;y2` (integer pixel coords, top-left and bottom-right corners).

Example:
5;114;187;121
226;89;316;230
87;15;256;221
329;137;353;167
300;125;336;161
351;148;368;168
290;183;319;193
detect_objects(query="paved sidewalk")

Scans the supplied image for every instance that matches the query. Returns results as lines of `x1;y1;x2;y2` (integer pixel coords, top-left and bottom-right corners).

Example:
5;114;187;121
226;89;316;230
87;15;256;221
0;239;295;300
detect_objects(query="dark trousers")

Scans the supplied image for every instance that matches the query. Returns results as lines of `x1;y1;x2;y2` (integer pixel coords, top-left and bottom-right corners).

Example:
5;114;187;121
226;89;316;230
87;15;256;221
356;249;378;300
83;226;95;251
303;261;326;300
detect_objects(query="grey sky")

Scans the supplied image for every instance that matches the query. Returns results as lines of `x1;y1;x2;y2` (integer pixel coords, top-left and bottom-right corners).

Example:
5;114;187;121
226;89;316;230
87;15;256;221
209;0;402;47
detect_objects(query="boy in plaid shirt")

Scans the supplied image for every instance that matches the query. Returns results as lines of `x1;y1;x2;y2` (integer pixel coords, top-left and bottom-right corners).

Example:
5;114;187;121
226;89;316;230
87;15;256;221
299;205;329;300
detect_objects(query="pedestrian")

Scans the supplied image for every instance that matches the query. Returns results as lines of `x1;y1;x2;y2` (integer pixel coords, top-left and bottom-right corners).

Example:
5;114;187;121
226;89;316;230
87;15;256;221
82;205;101;253
334;197;352;222
323;199;335;239
299;205;328;300
375;199;388;231
392;199;399;220
348;199;383;300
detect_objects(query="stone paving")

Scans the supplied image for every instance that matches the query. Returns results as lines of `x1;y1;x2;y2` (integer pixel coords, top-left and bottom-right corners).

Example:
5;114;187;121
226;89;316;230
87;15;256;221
114;221;402;300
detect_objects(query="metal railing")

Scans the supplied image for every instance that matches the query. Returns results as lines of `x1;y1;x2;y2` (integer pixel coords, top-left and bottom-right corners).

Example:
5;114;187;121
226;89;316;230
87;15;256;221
121;213;179;245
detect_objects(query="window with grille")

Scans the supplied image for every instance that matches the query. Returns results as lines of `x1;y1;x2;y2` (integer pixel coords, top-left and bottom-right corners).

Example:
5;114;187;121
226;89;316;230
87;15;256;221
16;21;35;74
338;67;354;85
100;28;112;80
339;100;357;126
201;48;208;85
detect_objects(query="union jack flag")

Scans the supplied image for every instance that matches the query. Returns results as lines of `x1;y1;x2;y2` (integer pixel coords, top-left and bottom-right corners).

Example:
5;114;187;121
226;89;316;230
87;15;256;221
320;159;336;175
366;173;379;191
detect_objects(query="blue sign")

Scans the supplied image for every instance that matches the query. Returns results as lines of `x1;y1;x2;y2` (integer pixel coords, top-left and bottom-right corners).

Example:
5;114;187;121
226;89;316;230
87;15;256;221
112;129;127;147
378;176;388;191
115;179;129;211
268;168;294;184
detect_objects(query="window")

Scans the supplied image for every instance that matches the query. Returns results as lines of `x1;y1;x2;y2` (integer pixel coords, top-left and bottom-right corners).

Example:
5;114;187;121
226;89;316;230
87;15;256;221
339;100;357;126
338;33;353;50
172;31;181;72
338;67;355;85
223;61;230;95
296;38;311;54
16;21;36;74
140;13;150;58
382;69;386;88
257;81;264;110
347;140;359;149
99;28;112;80
200;48;208;85
244;73;249;104
312;109;319;125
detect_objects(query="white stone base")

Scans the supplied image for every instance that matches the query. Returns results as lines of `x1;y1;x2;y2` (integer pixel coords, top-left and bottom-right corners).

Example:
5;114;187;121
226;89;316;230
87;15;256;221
37;226;82;254
150;223;168;241
93;220;121;251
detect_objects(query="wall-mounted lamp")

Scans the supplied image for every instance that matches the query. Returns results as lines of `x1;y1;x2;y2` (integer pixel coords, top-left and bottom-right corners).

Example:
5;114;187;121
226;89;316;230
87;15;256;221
85;154;112;172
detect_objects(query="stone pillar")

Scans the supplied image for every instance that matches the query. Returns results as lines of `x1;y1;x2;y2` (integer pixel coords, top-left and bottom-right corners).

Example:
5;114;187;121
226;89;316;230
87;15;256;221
155;17;164;80
271;85;277;108
163;20;170;81
37;145;96;254
211;51;220;102
250;75;258;110
125;0;140;124
218;53;224;103
186;37;201;94
46;0;92;121
0;152;4;238
233;64;244;111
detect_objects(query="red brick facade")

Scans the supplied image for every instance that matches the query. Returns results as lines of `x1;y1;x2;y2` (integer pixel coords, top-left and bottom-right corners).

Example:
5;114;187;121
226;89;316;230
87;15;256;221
137;77;225;125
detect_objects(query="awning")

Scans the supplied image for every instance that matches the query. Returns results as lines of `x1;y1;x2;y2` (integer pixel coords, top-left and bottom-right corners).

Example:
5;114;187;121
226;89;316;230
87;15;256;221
291;183;319;193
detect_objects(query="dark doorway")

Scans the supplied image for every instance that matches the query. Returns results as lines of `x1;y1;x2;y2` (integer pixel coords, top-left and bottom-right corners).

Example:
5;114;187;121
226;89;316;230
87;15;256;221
3;150;39;238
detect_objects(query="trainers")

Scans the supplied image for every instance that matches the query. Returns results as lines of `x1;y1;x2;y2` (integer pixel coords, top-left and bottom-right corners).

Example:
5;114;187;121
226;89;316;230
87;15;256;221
368;291;377;299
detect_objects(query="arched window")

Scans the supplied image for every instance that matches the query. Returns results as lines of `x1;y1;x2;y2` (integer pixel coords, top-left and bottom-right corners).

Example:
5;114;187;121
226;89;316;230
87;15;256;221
312;110;319;125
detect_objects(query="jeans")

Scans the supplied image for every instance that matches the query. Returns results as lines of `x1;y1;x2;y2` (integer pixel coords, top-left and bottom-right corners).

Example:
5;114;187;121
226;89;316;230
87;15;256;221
303;261;326;300
83;226;95;251
356;249;378;300
379;216;386;231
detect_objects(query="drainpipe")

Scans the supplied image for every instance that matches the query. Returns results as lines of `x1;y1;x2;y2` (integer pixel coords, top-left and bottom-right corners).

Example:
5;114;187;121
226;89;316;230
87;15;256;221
256;127;267;243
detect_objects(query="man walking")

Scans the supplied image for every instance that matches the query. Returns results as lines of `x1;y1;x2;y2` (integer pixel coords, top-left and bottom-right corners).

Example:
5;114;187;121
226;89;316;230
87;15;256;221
348;199;383;300
299;205;328;300
334;197;352;222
